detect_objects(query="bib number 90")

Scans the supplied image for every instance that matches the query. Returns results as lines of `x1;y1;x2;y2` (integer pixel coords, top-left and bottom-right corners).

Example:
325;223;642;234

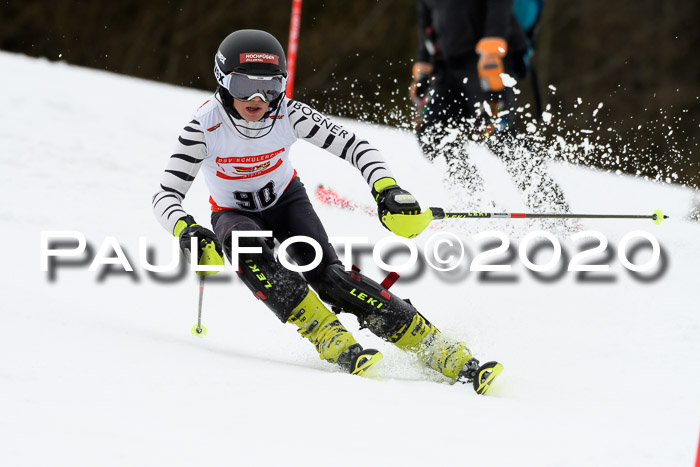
234;181;277;210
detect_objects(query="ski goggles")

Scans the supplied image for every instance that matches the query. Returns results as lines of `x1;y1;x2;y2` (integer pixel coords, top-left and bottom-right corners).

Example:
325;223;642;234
222;72;285;103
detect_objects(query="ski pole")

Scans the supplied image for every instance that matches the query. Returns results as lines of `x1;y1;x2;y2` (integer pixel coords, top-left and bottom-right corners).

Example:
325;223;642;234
428;207;668;225
381;208;668;238
191;274;207;337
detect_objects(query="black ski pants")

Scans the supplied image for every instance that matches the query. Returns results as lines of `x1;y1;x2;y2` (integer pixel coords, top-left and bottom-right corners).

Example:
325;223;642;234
416;52;518;162
211;176;417;339
211;177;340;291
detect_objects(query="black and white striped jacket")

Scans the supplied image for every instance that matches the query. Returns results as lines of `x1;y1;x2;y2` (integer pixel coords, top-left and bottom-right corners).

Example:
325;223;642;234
152;96;395;234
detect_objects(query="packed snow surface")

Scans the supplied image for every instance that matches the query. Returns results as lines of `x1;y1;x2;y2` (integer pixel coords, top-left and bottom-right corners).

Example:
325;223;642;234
1;52;699;467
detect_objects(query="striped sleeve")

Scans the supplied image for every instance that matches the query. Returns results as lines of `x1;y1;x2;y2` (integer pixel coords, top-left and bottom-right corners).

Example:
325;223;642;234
286;99;394;189
151;119;207;234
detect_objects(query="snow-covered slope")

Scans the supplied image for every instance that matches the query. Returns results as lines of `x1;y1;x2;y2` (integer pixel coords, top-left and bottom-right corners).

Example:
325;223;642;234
1;52;699;467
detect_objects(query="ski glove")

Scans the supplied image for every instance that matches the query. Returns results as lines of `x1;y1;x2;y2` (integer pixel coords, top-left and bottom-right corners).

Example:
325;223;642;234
409;62;433;105
475;37;508;92
373;177;421;217
174;215;225;275
372;177;430;238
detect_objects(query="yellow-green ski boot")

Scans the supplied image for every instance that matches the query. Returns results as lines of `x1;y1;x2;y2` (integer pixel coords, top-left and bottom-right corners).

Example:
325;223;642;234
392;312;502;394
288;289;382;376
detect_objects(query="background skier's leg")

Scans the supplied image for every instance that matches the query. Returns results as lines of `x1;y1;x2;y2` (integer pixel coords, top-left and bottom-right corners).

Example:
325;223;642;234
416;76;486;210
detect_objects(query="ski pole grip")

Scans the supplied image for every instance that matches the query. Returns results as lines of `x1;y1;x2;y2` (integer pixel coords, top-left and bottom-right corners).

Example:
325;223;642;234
429;207;445;219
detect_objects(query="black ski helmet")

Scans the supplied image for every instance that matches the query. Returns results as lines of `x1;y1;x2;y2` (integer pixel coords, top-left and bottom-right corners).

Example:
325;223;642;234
213;30;288;136
215;29;287;85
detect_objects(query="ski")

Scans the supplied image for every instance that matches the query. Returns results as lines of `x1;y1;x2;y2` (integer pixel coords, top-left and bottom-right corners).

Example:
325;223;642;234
315;185;376;216
350;349;383;377
472;361;503;395
457;360;504;395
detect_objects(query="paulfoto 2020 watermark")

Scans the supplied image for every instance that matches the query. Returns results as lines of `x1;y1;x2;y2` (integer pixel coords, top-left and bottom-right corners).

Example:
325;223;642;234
39;229;667;284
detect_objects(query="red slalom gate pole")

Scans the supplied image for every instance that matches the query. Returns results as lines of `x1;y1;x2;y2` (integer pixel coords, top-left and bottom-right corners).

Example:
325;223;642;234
286;0;303;98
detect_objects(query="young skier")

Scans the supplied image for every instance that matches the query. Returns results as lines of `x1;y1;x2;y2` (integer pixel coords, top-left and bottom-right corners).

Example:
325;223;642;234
152;29;502;393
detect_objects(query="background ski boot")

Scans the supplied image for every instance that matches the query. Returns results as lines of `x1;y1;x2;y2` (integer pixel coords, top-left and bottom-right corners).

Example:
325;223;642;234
457;359;503;395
